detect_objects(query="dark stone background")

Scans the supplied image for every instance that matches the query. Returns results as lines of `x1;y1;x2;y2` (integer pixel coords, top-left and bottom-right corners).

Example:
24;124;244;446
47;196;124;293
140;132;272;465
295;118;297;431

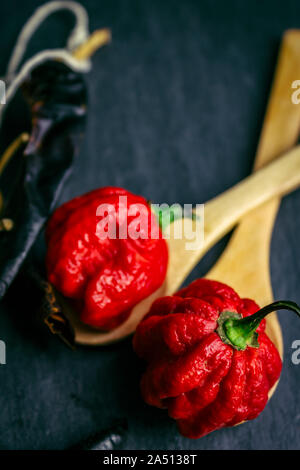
0;0;300;450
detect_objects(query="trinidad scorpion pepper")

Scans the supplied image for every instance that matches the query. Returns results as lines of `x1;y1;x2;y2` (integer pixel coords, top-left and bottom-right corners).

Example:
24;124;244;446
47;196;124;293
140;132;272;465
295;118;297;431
133;278;300;438
46;186;168;330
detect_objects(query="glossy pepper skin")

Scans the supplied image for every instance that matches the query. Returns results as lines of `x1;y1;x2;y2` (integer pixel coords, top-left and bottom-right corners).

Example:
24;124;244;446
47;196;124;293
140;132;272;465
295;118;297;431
133;279;283;439
46;186;168;330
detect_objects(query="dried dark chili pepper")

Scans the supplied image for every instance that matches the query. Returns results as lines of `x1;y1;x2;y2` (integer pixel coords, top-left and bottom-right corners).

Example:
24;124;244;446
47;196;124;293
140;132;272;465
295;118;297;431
0;60;87;299
133;278;300;438
0;24;111;302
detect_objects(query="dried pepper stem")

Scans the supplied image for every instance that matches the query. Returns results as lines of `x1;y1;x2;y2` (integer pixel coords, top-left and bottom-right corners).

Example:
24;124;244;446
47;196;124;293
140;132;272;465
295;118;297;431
0;219;14;232
72;28;112;61
0;133;29;218
0;132;29;176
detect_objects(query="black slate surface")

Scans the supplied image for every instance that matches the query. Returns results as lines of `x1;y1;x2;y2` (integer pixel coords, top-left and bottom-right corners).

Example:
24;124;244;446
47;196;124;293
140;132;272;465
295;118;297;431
1;0;300;450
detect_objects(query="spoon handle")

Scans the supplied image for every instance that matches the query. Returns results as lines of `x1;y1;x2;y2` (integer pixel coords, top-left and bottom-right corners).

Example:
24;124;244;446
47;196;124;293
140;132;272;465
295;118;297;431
166;145;300;293
204;144;300;245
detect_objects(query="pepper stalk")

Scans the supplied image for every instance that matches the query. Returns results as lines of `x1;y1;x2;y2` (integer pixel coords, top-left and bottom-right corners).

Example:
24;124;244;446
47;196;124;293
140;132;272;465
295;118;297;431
151;203;200;232
217;301;300;350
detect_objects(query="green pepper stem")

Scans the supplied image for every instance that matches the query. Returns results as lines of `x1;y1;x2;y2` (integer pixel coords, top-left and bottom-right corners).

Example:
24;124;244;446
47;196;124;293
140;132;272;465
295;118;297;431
150;203;184;231
219;300;300;350
150;203;201;232
237;300;300;330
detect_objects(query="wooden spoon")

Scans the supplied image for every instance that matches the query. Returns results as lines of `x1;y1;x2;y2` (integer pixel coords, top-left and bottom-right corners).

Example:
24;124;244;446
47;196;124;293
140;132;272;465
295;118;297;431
62;29;300;346
64;142;300;345
206;30;300;400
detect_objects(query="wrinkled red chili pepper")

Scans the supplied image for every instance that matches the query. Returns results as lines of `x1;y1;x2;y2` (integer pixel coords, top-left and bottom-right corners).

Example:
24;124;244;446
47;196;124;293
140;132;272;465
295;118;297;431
46;186;168;330
133;278;300;438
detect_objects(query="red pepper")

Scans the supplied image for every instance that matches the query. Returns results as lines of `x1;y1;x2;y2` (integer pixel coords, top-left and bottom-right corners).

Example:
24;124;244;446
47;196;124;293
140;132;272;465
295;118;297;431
45;186;168;330
133;278;300;438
